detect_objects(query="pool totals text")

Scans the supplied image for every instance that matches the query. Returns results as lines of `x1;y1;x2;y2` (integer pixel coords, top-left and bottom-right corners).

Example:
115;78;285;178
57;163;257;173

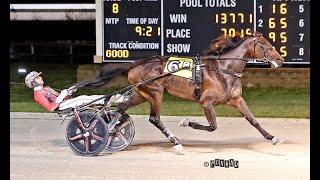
102;0;309;64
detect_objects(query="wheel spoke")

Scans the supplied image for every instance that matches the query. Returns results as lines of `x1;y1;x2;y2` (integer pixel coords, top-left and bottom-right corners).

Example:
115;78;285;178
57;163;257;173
88;120;99;130
84;136;90;153
117;132;129;145
91;133;104;141
106;135;115;147
116;121;130;131
69;133;82;141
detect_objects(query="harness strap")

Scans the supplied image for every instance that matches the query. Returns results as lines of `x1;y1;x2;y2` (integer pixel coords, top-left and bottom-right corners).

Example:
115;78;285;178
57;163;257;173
76;66;191;109
220;69;243;78
202;67;242;103
205;66;243;78
192;55;204;101
192;55;203;84
222;76;239;104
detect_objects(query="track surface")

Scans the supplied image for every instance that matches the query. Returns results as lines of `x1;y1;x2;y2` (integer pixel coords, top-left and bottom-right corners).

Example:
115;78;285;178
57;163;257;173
10;112;309;180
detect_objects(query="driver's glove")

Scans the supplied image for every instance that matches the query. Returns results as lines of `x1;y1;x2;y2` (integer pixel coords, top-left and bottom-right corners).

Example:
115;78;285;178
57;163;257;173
67;86;77;95
56;89;68;104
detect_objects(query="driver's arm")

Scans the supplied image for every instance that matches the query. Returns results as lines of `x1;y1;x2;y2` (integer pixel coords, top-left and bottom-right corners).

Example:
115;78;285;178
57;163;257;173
44;86;60;96
55;89;69;104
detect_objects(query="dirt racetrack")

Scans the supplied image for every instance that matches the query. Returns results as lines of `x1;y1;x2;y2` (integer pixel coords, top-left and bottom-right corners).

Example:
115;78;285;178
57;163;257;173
10;113;310;180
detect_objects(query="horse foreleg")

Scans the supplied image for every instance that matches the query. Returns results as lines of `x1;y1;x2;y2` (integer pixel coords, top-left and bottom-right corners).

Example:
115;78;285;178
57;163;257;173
179;100;217;132
227;96;284;145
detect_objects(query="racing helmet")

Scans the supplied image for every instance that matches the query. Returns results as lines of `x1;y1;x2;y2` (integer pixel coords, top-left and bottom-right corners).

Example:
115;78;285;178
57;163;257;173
25;71;42;88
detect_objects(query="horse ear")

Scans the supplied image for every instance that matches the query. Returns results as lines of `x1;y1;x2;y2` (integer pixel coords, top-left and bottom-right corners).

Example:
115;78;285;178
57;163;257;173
251;31;257;37
248;29;255;36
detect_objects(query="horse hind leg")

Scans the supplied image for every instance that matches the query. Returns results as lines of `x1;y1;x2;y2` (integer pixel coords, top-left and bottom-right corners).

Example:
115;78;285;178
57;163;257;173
105;90;146;132
124;85;183;151
227;96;284;145
147;93;183;151
149;115;183;151
116;90;146;113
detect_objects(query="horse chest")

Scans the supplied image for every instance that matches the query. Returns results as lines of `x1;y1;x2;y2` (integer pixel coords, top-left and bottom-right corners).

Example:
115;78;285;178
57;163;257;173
201;73;240;103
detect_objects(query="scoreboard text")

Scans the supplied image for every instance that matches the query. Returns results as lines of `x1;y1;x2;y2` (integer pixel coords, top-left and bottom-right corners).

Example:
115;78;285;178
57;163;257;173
102;0;310;64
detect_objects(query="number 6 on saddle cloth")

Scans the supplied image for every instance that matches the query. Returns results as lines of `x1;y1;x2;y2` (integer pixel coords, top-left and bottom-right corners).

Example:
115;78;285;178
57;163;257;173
164;55;204;101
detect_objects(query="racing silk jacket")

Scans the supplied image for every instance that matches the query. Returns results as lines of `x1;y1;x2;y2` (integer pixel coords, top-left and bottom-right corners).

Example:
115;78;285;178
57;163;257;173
33;86;69;112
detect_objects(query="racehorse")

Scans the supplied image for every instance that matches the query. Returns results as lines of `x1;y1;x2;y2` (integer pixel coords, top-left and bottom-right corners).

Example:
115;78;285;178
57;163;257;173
79;32;285;150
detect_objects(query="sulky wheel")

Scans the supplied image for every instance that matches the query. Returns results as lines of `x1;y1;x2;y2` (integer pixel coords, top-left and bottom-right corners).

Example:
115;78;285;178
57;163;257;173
106;112;135;152
66;112;109;156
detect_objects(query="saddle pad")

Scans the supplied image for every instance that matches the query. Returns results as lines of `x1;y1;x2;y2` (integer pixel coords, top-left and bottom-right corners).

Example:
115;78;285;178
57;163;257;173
163;57;193;79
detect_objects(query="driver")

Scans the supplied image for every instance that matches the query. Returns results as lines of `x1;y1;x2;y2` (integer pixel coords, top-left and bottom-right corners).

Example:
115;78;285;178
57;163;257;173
25;71;124;112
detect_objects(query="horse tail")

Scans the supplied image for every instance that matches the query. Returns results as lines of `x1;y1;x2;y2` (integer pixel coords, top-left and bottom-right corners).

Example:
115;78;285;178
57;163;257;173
74;56;163;89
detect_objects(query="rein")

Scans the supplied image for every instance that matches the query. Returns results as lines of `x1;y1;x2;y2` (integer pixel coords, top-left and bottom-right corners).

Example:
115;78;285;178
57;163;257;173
74;66;190;109
74;33;276;104
201;55;267;63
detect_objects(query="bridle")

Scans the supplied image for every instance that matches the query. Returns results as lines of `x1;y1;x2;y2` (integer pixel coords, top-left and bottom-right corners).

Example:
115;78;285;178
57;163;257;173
251;33;279;67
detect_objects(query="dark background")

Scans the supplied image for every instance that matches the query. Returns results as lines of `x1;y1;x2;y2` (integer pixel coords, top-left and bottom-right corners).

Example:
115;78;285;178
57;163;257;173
10;0;96;64
10;20;95;64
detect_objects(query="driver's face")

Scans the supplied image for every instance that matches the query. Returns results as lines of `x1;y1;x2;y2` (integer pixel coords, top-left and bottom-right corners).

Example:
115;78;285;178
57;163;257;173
34;76;44;85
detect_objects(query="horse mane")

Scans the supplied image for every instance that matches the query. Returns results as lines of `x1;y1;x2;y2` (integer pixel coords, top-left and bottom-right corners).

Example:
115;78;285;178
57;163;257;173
202;32;248;55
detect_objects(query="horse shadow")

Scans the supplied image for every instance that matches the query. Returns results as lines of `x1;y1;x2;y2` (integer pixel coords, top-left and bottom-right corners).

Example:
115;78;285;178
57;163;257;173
51;137;298;157
103;137;297;156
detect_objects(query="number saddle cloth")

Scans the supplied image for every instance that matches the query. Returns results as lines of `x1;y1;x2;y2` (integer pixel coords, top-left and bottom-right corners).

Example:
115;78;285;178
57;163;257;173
163;56;203;101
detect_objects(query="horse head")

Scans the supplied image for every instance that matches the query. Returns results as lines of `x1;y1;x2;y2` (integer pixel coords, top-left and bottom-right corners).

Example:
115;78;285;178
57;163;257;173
246;32;285;68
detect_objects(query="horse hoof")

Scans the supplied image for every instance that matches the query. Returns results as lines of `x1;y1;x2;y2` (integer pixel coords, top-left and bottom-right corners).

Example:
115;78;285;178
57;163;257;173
173;144;184;151
178;119;189;127
271;136;284;145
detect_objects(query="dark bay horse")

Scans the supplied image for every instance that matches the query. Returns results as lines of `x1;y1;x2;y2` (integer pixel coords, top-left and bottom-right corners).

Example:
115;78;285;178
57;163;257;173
82;32;285;150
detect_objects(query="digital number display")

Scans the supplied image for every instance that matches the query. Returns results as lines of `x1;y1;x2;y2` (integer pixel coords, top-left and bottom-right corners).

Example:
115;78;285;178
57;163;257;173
102;0;310;64
103;0;161;61
255;0;310;63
